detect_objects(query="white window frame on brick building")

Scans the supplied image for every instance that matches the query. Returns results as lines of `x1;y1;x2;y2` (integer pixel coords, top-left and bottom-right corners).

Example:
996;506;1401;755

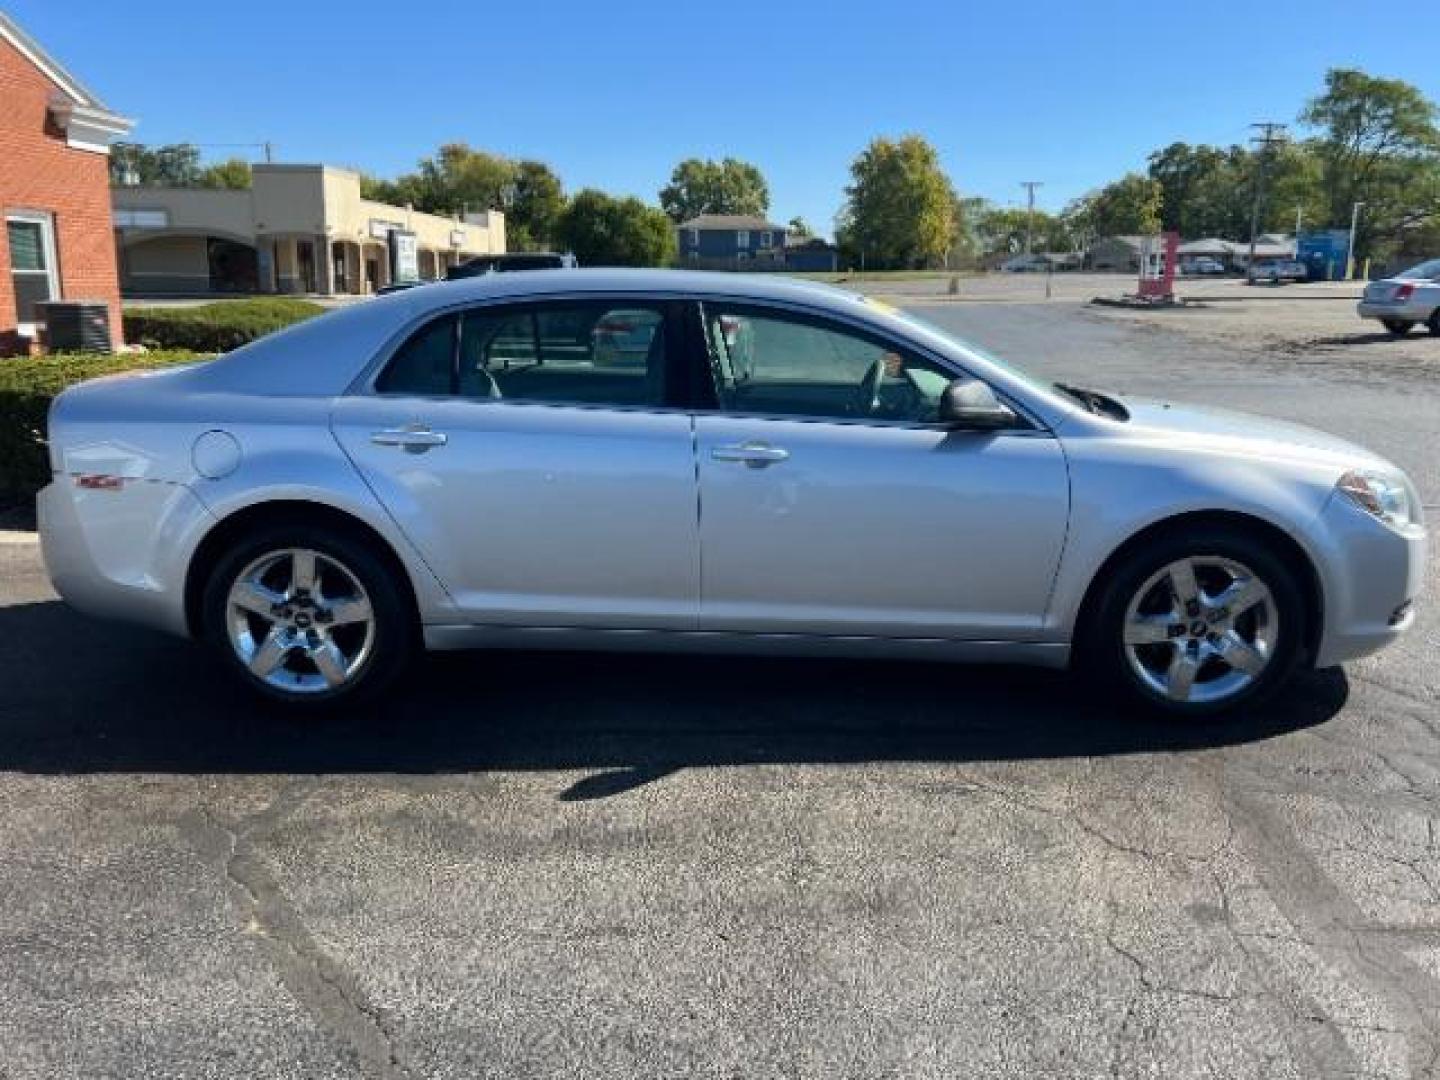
6;210;60;335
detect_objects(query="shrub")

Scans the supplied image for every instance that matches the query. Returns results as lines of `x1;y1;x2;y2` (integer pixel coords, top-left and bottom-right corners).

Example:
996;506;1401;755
122;298;323;352
0;350;208;504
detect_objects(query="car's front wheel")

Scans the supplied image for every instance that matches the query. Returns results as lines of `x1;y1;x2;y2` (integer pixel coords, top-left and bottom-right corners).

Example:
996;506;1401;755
1427;309;1440;337
1382;319;1414;336
1084;527;1306;717
201;525;414;709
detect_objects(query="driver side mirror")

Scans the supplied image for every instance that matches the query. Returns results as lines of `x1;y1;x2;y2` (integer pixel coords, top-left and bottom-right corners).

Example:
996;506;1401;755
937;377;1018;431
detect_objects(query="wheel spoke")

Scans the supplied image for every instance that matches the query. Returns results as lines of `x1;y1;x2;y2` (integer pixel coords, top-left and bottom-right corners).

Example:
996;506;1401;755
291;550;318;594
1125;614;1179;645
231;580;284;618
310;640;348;688
1216;631;1267;675
327;596;372;627
1214;577;1269;619
1166;650;1201;701
249;630;291;677
1168;560;1199;608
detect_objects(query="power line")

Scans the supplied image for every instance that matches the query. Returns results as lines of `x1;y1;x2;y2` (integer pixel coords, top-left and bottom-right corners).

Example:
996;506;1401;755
1247;122;1287;271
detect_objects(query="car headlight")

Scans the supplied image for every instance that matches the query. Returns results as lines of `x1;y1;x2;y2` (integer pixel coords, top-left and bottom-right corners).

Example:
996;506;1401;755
1337;470;1421;529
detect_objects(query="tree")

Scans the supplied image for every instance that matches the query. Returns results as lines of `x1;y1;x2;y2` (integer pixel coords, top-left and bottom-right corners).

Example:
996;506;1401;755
198;158;252;190
659;158;769;222
109;142;203;186
788;216;813;239
1300;68;1440;257
555;189;676;266
1071;173;1163;237
837;135;956;269
361;145;570;249
508;160;566;250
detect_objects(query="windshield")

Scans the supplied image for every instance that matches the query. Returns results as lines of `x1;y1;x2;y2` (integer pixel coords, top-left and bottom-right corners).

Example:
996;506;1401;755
1400;258;1440;280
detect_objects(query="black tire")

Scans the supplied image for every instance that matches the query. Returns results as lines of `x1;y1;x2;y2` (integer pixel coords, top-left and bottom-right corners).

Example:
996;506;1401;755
201;523;415;711
1427;309;1440;336
1382;319;1413;336
1079;525;1307;718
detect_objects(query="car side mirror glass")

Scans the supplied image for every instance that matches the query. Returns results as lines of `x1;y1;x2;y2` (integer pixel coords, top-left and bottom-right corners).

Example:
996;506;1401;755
937;377;1018;430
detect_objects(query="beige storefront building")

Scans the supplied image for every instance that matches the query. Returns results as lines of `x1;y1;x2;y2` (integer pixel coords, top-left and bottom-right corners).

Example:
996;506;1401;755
112;163;504;296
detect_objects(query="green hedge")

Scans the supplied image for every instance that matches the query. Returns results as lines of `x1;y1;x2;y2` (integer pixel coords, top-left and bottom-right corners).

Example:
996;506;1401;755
0;351;208;503
122;298;323;352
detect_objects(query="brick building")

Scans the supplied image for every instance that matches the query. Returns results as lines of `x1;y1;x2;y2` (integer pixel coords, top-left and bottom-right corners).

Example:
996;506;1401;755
0;13;131;354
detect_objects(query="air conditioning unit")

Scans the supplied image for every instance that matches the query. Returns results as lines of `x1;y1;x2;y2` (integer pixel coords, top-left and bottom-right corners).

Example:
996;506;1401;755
37;300;113;354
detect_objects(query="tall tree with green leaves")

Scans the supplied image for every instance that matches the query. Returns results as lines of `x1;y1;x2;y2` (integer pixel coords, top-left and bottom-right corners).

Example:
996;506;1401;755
838;135;956;269
1070;173;1163;237
508;161;566;250
659;158;770;222
361;146;570;249
197;158;252;190
1300;68;1440;256
556;190;676;266
109;143;203;187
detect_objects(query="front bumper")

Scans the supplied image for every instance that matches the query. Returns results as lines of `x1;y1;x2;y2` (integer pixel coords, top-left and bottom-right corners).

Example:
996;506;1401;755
38;477;214;639
1312;492;1426;667
1357;300;1435;323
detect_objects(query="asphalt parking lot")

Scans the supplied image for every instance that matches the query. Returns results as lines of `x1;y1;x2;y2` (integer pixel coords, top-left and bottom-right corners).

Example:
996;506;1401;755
2;299;1438;1079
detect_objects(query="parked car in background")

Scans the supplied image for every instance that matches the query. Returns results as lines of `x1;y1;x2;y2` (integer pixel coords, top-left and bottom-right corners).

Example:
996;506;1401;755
446;252;579;280
1179;256;1226;276
1247;259;1307;284
38;270;1424;719
1357;258;1440;336
1000;254;1049;273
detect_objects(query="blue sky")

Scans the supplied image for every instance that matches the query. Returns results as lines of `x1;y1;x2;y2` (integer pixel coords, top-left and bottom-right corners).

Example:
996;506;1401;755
14;1;1440;236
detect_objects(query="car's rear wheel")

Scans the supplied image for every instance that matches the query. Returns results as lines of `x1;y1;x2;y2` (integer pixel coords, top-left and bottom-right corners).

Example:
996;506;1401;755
1382;319;1414;336
201;525;413;710
1083;527;1306;717
1427;309;1440;336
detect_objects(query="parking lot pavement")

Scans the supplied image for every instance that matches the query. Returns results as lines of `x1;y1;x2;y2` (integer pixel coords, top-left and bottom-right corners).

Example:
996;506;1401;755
2;303;1438;1079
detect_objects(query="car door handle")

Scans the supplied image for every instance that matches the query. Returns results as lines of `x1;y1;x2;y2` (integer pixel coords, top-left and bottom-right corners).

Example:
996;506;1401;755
711;442;789;468
371;427;448;451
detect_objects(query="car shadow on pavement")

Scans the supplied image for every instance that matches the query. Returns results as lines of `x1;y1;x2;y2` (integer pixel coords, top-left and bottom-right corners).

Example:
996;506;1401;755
0;600;1348;797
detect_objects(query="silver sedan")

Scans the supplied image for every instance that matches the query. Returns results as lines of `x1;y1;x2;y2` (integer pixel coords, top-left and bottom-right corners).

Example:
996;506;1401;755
1357;258;1440;336
39;270;1426;716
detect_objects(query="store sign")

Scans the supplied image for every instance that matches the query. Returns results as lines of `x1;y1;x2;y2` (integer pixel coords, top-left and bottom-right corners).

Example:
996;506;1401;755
369;218;402;240
389;229;419;283
449;229;466;248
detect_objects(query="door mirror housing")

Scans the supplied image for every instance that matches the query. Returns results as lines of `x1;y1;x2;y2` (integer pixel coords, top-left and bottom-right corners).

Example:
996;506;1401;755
937;377;1019;430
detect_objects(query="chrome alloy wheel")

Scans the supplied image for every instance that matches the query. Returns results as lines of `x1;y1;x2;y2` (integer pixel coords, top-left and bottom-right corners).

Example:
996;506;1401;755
1121;556;1278;706
225;548;375;694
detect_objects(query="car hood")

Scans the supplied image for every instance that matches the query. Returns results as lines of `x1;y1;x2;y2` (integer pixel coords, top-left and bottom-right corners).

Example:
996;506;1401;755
1113;395;1393;473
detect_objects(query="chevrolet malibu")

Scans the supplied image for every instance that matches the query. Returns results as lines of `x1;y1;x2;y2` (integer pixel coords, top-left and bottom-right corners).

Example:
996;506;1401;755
39;270;1425;716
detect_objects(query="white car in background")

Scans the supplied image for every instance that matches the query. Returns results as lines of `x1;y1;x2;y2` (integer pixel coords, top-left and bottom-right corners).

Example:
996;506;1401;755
1246;258;1308;284
38;271;1425;718
1357;258;1440;336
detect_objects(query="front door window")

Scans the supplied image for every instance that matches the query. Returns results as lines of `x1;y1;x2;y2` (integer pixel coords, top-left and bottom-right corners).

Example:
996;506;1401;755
6;212;60;329
702;305;955;424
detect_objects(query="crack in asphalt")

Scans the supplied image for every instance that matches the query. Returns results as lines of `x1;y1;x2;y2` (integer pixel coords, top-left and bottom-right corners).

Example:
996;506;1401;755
179;785;416;1080
1220;777;1440;1078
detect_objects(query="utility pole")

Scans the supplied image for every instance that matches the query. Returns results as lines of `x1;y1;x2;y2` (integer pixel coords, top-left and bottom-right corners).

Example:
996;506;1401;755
1346;201;1366;280
1246;122;1287;274
1020;181;1043;256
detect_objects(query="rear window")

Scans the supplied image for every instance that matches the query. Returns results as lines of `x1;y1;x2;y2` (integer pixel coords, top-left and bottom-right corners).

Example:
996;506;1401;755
376;301;668;409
